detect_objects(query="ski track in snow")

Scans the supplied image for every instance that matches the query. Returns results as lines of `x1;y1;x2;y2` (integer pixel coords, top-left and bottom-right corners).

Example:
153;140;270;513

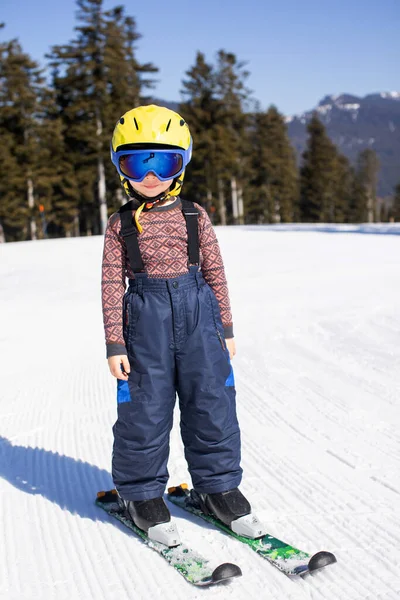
1;224;400;600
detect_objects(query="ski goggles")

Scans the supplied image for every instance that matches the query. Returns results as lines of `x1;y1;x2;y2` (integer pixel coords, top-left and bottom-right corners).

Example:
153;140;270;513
111;145;192;182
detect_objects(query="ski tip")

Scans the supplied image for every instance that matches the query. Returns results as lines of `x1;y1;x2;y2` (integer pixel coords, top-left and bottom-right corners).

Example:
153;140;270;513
167;483;190;496
211;562;242;583
308;551;337;572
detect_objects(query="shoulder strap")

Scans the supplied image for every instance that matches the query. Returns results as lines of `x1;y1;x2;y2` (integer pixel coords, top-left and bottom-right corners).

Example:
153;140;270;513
118;201;145;274
181;199;200;266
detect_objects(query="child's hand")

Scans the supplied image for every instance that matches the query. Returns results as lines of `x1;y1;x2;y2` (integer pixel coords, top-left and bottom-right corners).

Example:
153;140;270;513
226;338;236;360
108;355;131;380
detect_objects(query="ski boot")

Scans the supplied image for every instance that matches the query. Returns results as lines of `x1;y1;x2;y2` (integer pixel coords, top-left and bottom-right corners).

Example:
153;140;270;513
124;496;181;547
191;488;267;539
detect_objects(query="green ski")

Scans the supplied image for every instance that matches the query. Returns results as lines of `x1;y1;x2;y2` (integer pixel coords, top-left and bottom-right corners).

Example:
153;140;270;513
96;489;242;587
167;484;336;577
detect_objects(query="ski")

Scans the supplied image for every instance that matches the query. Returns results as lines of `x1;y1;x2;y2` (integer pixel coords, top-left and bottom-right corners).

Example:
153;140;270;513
96;489;242;587
167;484;336;578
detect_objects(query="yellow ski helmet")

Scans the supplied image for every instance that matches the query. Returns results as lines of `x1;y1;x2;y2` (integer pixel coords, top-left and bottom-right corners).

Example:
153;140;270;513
111;104;192;199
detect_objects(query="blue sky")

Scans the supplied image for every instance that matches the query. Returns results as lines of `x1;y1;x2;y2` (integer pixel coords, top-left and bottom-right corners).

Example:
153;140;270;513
2;0;399;115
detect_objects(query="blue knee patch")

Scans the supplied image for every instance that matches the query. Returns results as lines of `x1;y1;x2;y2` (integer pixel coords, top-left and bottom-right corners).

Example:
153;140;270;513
225;356;235;387
225;368;235;387
117;379;131;404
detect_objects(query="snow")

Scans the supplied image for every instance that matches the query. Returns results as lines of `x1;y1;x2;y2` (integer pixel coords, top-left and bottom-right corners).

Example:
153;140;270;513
1;224;400;600
316;104;332;116
317;101;360;118
342;103;360;111
380;92;400;100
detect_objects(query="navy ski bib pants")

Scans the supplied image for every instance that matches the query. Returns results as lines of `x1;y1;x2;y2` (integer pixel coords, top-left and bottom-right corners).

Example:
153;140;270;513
112;266;242;501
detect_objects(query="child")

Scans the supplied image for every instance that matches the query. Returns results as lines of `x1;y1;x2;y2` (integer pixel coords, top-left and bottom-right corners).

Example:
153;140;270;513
102;105;263;545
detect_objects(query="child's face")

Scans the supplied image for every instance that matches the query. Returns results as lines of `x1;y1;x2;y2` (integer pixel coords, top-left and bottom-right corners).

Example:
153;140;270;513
130;173;173;198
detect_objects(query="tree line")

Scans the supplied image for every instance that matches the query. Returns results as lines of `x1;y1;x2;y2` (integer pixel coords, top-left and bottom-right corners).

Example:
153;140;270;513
0;0;399;243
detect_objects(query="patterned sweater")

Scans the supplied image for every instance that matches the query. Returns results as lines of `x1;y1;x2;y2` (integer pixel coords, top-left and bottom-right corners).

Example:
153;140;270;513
101;197;233;357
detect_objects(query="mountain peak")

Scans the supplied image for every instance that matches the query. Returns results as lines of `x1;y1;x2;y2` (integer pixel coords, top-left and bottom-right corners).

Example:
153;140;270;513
318;94;361;108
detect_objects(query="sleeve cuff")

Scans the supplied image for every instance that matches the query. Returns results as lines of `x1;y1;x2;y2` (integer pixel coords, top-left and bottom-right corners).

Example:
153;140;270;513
106;343;127;358
223;324;234;339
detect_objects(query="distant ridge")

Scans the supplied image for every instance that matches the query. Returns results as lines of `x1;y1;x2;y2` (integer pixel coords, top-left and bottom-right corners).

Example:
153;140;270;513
286;92;400;196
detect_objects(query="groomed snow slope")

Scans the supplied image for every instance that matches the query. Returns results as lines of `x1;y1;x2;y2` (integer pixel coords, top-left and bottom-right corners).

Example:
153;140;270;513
1;224;400;600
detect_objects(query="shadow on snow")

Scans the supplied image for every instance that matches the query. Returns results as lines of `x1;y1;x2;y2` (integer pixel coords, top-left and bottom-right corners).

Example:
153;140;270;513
0;435;115;523
0;435;191;527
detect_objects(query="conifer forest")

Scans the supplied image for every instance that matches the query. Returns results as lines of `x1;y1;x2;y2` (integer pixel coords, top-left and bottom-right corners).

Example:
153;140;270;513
0;0;399;243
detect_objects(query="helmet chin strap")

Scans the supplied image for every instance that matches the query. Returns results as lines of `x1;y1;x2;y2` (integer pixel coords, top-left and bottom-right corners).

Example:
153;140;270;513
122;178;182;234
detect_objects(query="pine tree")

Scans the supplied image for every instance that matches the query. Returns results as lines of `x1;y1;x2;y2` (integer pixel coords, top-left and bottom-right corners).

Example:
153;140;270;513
47;0;157;234
0;128;22;240
334;154;353;223
0;37;45;241
179;52;218;211
356;148;380;223
247;106;298;223
391;183;400;222
34;89;80;237
180;50;251;224
379;199;389;223
300;114;340;222
214;50;251;224
348;169;368;223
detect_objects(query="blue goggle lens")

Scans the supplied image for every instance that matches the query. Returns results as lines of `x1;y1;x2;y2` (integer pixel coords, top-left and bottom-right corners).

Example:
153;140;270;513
118;151;184;181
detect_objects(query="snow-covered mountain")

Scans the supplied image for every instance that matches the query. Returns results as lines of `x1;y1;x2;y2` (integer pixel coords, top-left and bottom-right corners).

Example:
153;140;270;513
286;92;400;196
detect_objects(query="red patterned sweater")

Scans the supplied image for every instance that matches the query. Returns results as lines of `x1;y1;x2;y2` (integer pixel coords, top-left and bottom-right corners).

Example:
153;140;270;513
101;198;233;358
